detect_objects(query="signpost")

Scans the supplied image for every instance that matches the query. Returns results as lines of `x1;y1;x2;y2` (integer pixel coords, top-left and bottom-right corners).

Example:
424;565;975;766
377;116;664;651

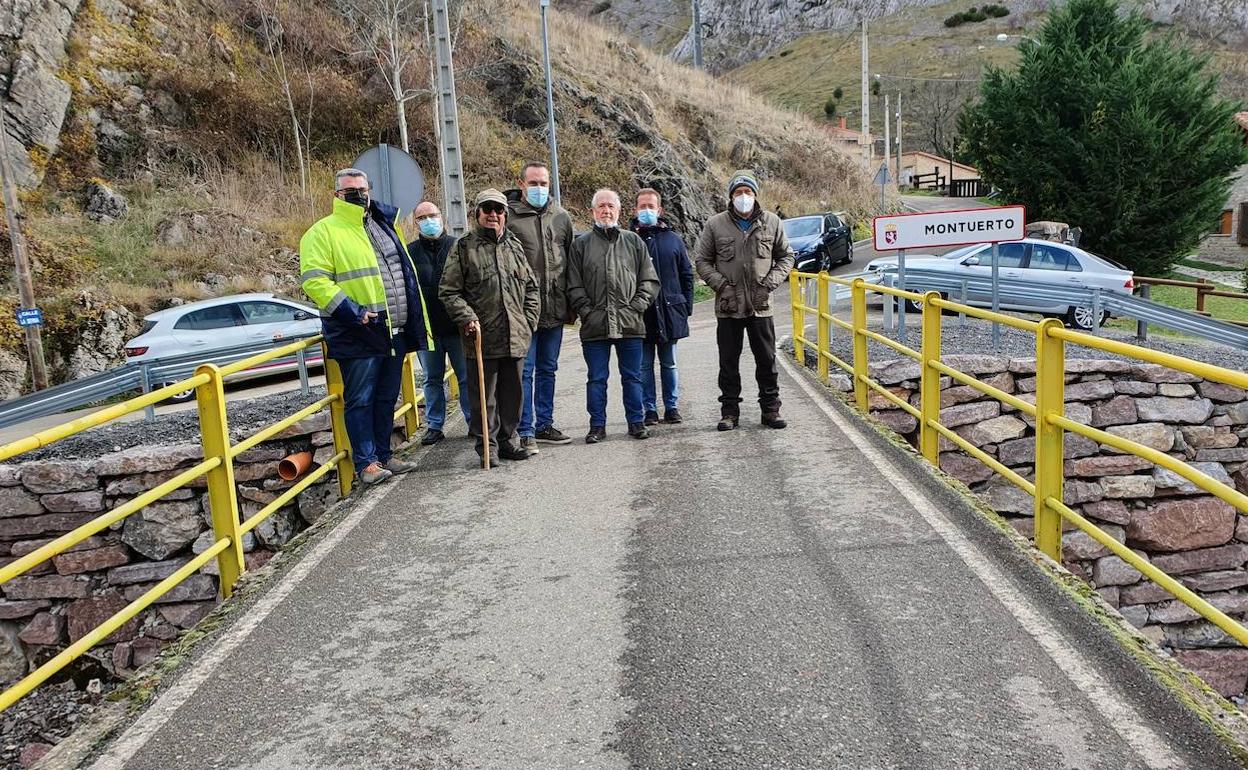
873;206;1026;345
15;308;42;328
352;144;424;217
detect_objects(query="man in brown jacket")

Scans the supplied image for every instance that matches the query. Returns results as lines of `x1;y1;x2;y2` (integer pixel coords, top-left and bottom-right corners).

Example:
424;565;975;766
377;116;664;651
693;170;795;432
438;189;541;464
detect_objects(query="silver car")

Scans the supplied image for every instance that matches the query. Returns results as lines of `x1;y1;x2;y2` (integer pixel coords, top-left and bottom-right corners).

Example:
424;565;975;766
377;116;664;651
864;239;1134;329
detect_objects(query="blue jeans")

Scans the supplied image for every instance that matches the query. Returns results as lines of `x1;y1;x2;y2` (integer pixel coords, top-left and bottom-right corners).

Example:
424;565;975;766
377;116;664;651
418;335;472;431
520;325;563;437
337;335;408;473
583;338;644;428
641;341;679;413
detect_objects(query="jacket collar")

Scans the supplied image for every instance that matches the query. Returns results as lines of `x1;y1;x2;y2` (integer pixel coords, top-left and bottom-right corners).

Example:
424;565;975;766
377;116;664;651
475;224;506;243
630;215;671;233
591;224;622;241
331;196;401;227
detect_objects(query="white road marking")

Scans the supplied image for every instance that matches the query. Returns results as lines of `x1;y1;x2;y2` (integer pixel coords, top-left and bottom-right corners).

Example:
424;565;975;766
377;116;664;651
87;486;395;770
778;353;1188;770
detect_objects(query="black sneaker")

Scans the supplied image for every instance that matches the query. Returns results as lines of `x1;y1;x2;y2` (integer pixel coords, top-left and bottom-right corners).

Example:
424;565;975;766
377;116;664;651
643;410;659;427
421;429;444;446
717;415;739;432
535;426;573;445
628;423;650;439
498;443;530;461
762;412;787;429
663;409;683;424
585;426;606;444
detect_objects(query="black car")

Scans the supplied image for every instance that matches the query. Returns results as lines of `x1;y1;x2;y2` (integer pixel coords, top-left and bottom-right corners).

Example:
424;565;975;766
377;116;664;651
782;212;853;272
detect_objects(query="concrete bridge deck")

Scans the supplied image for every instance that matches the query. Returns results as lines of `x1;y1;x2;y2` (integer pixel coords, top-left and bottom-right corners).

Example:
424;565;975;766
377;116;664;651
78;313;1245;770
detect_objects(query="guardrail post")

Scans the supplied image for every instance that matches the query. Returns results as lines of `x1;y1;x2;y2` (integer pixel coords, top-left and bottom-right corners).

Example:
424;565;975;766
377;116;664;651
1091;288;1103;336
959;279;967;327
790;272;804;365
919;292;942;463
1033;318;1066;562
195;364;245;598
448;371;460;402
816;273;830;384
1136;284;1150;341
400;352;421;437
296;346;310;396
323;343;354;497
139;364;156;423
851;278;869;411
882;273;894;333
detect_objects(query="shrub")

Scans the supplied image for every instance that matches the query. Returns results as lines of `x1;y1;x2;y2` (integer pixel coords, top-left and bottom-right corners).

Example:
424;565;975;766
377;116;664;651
823;98;837;119
945;13;967;27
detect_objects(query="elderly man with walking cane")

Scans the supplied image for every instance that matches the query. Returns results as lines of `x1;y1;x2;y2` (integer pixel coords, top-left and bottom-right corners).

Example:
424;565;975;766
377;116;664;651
438;189;540;466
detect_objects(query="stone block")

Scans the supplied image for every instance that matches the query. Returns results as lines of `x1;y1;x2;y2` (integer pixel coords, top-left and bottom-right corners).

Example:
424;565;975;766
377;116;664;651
1164;621;1239;649
1200;382;1248;403
121;500;203;560
1105;423;1173;454
1152;543;1248;576
1065;455;1153;477
1158;383;1197;398
1082;499;1131;526
0;466;18;487
1127;497;1235;552
0;599;51;620
104;469;185;496
939;452;993;485
956;415;1027;448
1121;581;1173;605
130;636;168;668
311;431;335;447
1064;525;1124;561
941;355;1010;375
238;486;279;505
158;601;216;629
38;490;105;513
92;444;204;476
297;482;339;525
940;373;1015;409
1095;585;1120;607
940;400;1000;429
18;612;64;646
1195;448;1248;463
1226;403;1248;425
9;535;108;557
2;575;91;600
0;486;43;518
107;558;189;586
1131;364;1200;384
1063;480;1104;506
1183;570;1248;592
1090;395;1138;428
1136;397;1214;425
1008;358;1037;375
873;410;917;435
67;591;139;645
1092;553;1148;586
1119;604;1149;628
1173;649;1248;697
52;544;131;575
869;358;920;385
1065;359;1135;375
1181;426;1240;450
0;512;95;540
1114;381;1156;396
19;461;96;493
232;462;281;483
1101;475;1156;499
1152;462;1232;494
122;574;217;604
234;447;288;463
869;386;912;411
1064;380;1117;402
976;477;1034;515
252;504;300;549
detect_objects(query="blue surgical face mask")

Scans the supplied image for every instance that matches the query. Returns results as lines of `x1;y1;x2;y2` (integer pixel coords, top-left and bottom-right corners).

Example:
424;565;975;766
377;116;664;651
418;217;443;238
526;185;550;208
636;209;659;227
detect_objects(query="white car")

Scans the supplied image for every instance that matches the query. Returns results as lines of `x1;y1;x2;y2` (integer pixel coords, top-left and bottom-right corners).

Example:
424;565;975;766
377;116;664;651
864;238;1134;329
124;293;323;401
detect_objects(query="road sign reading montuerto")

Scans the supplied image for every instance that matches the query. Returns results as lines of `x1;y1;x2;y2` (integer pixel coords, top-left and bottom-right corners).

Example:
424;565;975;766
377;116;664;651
873;205;1026;251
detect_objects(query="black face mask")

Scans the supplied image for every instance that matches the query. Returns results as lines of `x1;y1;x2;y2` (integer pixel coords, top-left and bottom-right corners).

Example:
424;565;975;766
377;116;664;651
342;190;369;208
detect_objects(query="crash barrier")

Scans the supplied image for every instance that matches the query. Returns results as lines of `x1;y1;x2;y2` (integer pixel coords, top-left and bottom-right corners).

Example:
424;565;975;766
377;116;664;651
867;267;1248;350
1134;276;1248;334
0;334;325;431
791;270;1248;649
0;336;457;712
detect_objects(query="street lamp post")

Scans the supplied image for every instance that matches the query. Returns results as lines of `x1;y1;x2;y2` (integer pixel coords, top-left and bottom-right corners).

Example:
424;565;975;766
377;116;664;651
539;0;562;203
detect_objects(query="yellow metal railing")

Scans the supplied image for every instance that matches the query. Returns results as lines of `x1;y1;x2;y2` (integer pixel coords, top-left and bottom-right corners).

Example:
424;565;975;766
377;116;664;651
791;270;1248;648
0;337;459;712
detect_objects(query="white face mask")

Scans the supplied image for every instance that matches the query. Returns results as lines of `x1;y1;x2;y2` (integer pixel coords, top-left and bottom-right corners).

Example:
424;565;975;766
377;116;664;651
733;193;755;215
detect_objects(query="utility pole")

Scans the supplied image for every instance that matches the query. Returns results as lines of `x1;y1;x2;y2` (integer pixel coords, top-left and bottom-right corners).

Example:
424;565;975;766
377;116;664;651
691;0;704;69
895;90;902;188
0;104;48;391
539;0;562;203
860;16;869;168
423;2;447;218
432;0;467;234
882;92;891;185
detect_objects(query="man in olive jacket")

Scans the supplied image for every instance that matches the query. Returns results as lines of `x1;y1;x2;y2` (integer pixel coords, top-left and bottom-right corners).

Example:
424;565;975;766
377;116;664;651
693;169;795;432
506;161;576;452
438;189;541;464
567;189;660;444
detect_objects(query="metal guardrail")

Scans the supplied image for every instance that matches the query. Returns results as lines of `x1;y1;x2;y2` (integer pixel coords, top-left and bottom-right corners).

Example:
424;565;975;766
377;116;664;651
791;270;1248;653
0;335;324;431
0;335;450;713
865;267;1248;350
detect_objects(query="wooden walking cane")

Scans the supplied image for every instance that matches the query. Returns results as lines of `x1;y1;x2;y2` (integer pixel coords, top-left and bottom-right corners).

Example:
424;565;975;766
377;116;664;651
472;327;490;470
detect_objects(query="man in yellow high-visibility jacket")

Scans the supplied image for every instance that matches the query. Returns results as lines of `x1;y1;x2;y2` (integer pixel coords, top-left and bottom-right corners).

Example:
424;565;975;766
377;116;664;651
299;168;433;485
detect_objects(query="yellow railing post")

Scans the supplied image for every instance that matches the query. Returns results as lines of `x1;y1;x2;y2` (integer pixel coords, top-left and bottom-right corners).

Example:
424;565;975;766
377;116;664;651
448;370;460;401
919;291;943;463
323;344;354;497
400;352;421;436
1034;318;1066;562
815;273;831;383
194;364;244;598
850;278;869;411
790;272;804;364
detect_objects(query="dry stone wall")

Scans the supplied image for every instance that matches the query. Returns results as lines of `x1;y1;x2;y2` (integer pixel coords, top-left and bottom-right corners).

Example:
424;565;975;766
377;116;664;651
0;413;352;685
825;354;1248;700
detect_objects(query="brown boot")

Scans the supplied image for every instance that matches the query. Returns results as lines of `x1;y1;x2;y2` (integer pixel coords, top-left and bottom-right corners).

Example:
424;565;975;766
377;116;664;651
717;415;739;432
762;412;787;429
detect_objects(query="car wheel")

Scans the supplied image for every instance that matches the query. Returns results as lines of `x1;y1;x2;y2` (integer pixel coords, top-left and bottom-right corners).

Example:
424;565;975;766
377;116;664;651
1066;306;1109;330
896;297;923;314
163;383;196;404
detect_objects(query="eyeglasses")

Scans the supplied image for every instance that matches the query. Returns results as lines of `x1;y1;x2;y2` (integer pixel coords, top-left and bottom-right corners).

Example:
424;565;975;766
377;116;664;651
480;203;506;214
338;187;369;195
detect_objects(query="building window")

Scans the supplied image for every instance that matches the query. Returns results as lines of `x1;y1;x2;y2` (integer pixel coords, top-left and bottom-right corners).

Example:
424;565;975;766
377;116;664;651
1213;209;1233;236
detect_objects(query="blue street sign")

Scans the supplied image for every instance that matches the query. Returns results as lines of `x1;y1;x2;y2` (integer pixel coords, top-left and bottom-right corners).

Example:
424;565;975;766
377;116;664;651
16;308;42;328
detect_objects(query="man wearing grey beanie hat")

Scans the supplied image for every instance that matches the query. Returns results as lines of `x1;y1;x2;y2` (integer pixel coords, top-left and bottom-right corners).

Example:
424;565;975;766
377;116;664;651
693;169;795;432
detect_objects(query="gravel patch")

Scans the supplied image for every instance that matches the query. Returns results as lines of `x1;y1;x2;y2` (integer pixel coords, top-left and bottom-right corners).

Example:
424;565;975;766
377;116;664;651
821;319;1248;373
0;676;114;770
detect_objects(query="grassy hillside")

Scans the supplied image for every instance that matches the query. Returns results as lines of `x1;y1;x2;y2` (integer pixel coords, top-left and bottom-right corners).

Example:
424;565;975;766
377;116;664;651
3;0;876;388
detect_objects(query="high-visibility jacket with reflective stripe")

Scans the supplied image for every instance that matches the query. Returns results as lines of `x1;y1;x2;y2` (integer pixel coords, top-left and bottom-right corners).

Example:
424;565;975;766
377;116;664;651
299;197;432;359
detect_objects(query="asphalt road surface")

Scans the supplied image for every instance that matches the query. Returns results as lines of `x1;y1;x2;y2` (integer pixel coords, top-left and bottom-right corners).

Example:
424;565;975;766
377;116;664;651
83;307;1242;770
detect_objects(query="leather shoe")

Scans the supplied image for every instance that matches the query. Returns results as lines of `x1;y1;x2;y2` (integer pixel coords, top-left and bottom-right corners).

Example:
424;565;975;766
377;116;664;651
717;415;739;432
643;410;659;427
762;412;787;429
498;443;530;461
420;429;444;446
585;426;606;444
663;409;683;424
628;423;650;439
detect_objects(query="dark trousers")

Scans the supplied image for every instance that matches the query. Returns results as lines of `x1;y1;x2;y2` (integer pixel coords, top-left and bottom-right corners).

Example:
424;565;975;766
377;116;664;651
716;316;781;417
465;354;524;457
337;335;408;473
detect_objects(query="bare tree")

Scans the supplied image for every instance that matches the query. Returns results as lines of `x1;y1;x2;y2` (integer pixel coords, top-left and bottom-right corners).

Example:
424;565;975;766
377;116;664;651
337;0;431;152
903;61;983;162
246;0;310;195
